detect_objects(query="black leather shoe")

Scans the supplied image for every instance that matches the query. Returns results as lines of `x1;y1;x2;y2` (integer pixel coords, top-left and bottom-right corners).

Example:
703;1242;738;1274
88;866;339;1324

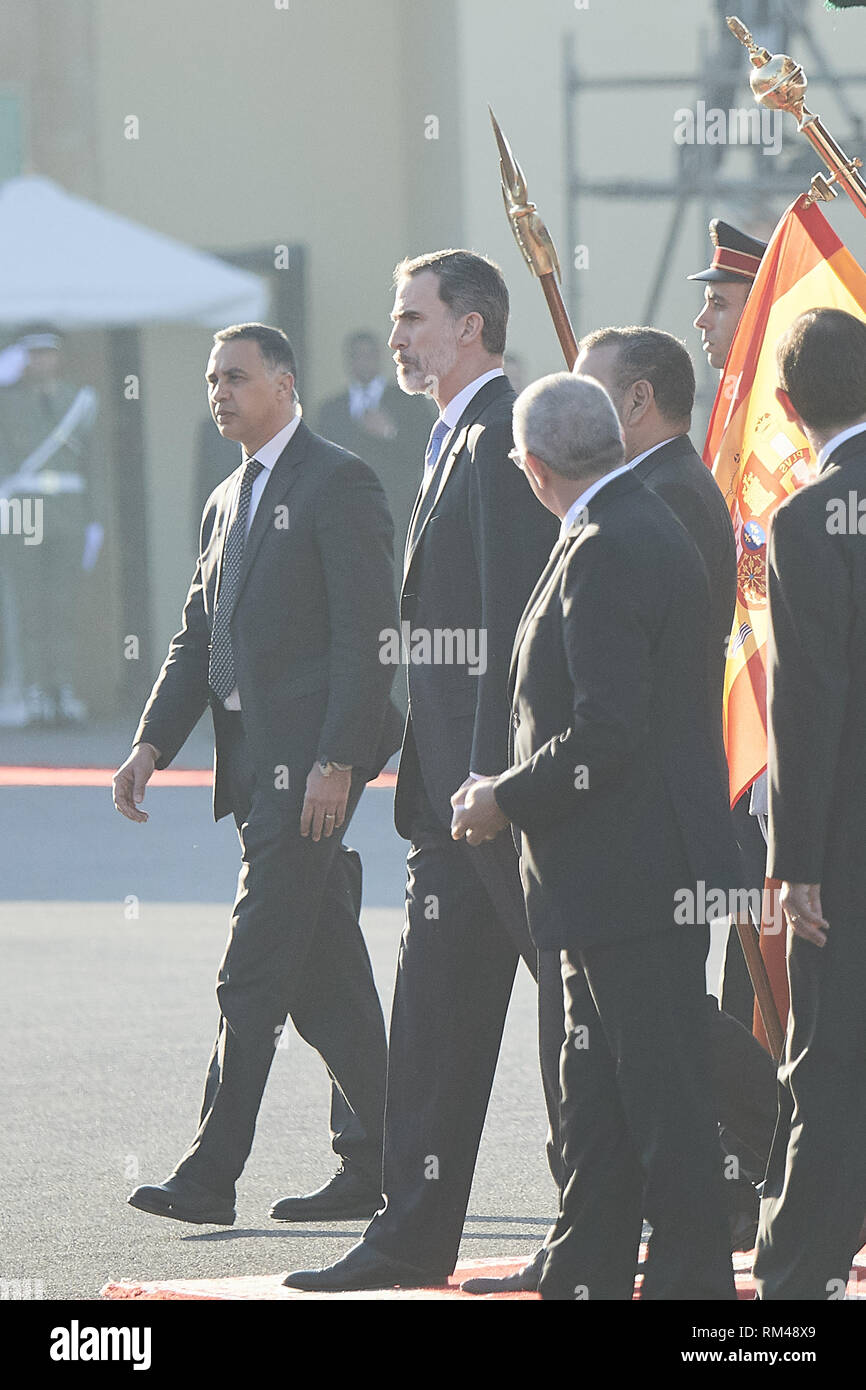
269;1164;383;1222
127;1175;235;1226
281;1241;446;1291
460;1247;545;1294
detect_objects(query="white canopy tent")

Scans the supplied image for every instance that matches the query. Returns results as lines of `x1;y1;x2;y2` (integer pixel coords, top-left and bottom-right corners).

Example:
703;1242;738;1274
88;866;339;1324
0;176;268;327
0;176;269;723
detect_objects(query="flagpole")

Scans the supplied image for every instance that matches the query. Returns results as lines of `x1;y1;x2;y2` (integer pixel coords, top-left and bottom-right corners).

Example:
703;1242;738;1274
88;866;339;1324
736;913;785;1061
727;16;866;221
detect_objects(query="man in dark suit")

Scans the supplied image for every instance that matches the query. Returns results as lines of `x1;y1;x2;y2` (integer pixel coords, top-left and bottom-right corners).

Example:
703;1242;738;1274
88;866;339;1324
574;328;736;767
454;372;738;1299
316;330;434;561
283;250;560;1291
753;308;866;1299
462;327;773;1298
112;323;400;1225
572;327;776;1247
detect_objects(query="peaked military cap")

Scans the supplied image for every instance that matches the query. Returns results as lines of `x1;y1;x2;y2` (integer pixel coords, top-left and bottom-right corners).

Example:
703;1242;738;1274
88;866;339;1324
688;220;767;284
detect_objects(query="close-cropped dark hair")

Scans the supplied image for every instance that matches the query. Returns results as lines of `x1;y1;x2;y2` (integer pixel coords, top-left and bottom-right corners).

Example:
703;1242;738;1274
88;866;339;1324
213;323;297;378
394;249;509;355
578;325;695;423
777;308;866;430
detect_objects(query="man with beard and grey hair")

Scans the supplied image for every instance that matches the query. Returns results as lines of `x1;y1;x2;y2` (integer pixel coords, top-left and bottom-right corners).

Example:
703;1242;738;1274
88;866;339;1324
454;372;738;1299
283;249;561;1292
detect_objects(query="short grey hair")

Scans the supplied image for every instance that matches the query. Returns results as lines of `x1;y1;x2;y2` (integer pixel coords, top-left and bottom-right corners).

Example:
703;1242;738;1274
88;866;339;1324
513;373;625;481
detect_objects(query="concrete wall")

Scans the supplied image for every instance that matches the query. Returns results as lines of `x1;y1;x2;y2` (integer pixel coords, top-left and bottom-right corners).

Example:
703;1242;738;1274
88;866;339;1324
7;0;866;683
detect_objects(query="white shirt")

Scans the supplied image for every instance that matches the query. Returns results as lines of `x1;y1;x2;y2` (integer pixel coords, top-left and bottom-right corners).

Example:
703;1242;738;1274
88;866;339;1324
627;436;678;472
556;437;679;540
558;460;635;540
349;377;385;419
817;420;866;472
423;368;505;490
223;413;302;708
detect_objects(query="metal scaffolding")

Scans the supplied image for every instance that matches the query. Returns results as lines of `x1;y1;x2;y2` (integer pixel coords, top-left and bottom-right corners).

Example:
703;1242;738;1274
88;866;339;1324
562;0;866;338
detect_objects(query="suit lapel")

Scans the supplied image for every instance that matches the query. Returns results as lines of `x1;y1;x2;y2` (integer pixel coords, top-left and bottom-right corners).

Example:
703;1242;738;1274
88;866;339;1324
404;425;467;576
509;533;571;683
233;420;310;605
630;434;692;486
507;470;644;700
403;375;513;584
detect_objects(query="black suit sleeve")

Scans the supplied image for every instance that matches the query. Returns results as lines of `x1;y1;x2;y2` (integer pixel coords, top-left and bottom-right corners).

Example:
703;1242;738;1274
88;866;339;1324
133;501;220;767
766;500;851;884
467;411;553;776
494;533;654;833
313;455;399;768
133;567;210;768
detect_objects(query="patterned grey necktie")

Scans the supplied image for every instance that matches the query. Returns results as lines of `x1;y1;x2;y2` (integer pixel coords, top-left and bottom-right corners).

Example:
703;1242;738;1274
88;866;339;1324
208;457;264;699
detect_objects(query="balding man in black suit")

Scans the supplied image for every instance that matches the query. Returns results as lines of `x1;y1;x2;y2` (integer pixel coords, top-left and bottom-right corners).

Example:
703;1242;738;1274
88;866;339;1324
459;326;775;1297
454;372;738;1299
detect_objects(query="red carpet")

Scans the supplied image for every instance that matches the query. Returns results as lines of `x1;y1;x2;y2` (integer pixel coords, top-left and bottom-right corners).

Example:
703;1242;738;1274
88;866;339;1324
101;1247;866;1301
102;1256;539;1301
0;766;397;788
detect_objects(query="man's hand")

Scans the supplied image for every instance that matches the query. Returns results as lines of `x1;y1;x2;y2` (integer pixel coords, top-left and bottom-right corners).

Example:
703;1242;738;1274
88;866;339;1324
451;776;508;845
450;774;477;810
113;743;160;823
781;881;829;948
300;764;351;841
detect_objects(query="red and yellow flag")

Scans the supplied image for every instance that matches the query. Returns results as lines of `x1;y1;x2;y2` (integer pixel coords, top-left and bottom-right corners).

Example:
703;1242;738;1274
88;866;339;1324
705;195;866;806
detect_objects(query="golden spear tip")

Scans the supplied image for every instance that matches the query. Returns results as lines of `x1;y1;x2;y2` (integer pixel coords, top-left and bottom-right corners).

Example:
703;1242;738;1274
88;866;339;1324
487;108;527;206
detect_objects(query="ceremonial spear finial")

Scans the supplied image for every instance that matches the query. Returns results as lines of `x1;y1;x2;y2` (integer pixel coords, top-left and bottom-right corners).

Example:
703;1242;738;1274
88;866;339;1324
489;107;578;369
727;15;866;216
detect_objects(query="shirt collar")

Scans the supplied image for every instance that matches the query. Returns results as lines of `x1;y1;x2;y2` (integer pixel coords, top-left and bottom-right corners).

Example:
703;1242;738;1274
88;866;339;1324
440;368;505;430
627;436;678;471
558;460;635;540
242;413;301;473
817;421;866;472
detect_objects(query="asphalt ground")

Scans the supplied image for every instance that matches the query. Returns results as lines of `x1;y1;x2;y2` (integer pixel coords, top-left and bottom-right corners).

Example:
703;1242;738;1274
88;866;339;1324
1;719;727;1306
1;772;554;1302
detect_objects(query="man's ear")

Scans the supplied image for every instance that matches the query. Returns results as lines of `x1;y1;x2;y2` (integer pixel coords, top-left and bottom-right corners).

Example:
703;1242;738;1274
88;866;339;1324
775;385;801;426
621;378;653;427
523;452;547;490
458;311;484;347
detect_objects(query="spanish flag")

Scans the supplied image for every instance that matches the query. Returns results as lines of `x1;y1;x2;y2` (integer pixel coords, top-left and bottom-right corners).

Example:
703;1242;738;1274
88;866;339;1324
705;194;866;805
704;195;866;1048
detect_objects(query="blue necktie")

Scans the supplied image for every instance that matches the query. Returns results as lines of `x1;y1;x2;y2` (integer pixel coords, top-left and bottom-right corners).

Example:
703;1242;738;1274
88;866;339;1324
424;417;450;484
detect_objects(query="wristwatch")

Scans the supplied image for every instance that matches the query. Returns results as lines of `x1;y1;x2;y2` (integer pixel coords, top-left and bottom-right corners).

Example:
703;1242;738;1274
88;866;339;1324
318;760;352;777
